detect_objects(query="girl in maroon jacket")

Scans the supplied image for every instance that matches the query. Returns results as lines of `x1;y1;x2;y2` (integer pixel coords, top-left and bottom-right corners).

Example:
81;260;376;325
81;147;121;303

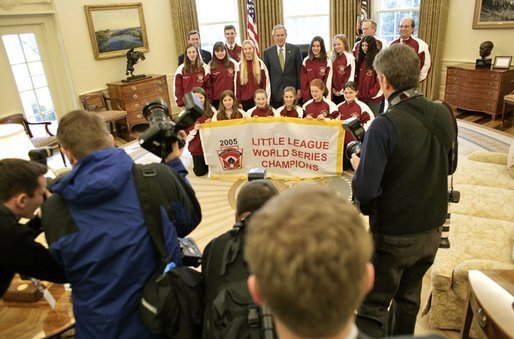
208;41;238;109
300;36;332;102
236;40;270;111
185;87;216;176
331;34;356;105
302;79;337;120
174;44;210;108
247;89;275;117
276;86;304;118
355;35;383;117
334;81;373;170
213;90;245;121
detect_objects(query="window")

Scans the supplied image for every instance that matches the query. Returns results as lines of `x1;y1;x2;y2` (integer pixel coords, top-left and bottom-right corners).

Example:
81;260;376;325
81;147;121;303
283;0;330;46
2;33;56;122
195;0;240;54
375;0;420;42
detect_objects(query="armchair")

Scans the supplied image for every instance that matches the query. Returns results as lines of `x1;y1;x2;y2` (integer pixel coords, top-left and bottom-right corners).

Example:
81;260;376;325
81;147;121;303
0;113;66;166
79;91;129;136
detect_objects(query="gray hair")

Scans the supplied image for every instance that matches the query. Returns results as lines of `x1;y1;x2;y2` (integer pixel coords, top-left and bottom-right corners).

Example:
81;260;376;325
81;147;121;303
373;44;420;91
272;24;287;35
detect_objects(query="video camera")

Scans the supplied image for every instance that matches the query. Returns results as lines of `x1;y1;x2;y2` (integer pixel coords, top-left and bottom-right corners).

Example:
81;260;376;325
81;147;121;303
342;117;366;159
138;92;203;160
28;147;53;166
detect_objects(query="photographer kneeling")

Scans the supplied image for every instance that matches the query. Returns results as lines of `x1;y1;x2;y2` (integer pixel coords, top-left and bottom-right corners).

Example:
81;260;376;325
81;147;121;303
351;44;456;337
41;109;201;339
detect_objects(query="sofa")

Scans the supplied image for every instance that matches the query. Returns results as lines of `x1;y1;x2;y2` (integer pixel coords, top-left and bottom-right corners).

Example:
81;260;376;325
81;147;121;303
424;141;514;338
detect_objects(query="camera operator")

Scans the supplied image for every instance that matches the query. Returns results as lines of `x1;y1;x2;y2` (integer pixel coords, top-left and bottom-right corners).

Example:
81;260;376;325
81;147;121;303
41;110;201;339
350;44;456;337
0;159;67;297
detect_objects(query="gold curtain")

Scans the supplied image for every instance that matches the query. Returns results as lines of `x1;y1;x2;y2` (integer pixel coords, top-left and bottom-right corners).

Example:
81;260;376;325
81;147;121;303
330;0;359;49
243;0;283;54
170;0;199;56
418;0;449;100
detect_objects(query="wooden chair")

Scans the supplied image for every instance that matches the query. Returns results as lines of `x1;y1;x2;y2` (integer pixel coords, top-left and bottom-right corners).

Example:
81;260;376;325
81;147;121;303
0;113;66;165
501;90;514;126
79;91;129;136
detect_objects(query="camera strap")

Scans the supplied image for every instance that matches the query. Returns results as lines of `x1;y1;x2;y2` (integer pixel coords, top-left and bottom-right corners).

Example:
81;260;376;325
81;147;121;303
387;88;422;109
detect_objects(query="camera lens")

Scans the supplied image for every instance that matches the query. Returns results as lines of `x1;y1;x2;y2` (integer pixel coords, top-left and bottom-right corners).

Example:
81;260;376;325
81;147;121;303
345;140;362;159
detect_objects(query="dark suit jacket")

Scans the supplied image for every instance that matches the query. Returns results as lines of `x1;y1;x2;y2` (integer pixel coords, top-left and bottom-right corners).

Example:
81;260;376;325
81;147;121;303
178;49;212;65
263;42;302;104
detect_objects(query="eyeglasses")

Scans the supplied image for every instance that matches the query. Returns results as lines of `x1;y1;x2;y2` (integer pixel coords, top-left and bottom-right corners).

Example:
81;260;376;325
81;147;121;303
399;25;412;28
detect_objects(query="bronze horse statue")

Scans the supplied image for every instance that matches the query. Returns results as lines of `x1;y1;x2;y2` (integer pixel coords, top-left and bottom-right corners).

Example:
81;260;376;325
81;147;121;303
125;48;146;78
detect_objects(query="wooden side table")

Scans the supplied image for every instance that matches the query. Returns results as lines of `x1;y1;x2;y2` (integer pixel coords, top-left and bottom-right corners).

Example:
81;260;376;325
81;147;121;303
461;270;514;339
107;74;171;132
445;64;514;119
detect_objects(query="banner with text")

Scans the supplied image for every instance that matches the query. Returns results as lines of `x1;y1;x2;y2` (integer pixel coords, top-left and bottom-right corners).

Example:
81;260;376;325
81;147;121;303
200;117;344;179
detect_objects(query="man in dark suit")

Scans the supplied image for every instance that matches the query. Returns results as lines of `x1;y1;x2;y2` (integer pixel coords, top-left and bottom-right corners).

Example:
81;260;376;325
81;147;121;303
263;24;302;108
178;30;212;65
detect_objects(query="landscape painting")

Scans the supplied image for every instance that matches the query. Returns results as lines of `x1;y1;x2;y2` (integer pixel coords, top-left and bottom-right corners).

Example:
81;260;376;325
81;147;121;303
474;0;514;28
85;3;149;59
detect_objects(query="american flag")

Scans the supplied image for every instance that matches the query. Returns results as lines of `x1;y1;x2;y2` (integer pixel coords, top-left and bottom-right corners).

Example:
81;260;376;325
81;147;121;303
247;0;259;54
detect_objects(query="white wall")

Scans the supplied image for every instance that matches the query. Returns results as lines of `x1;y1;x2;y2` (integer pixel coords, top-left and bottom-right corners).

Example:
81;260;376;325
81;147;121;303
438;0;514;99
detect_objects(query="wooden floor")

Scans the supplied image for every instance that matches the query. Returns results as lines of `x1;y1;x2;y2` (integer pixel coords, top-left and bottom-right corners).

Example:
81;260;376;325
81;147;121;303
454;107;514;136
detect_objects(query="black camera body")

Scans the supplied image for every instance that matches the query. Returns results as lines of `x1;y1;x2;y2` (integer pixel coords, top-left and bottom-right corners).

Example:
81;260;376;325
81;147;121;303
138;92;203;159
342;117;366;159
28;147;53;166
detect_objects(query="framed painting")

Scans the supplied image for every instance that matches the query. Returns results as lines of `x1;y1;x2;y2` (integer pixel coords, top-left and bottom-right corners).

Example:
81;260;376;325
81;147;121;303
493;56;512;69
85;3;149;59
473;0;514;28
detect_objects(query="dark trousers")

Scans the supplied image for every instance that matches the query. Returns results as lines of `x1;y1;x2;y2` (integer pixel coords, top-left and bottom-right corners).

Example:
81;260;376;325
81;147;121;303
241;100;254;112
356;227;442;337
362;100;381;118
192;154;208;176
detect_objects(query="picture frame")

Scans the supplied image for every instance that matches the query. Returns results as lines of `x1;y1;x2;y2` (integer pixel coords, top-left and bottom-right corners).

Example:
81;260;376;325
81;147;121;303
493;56;512;69
473;0;514;28
85;3;149;60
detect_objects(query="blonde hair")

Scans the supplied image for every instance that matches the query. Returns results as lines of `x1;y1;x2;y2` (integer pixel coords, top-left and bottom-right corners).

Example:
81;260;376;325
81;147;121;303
245;187;372;337
332;33;350;61
239;40;261;85
57;110;112;160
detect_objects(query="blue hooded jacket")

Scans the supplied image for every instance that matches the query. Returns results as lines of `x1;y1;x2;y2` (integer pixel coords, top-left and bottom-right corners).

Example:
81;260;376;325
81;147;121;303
46;147;200;339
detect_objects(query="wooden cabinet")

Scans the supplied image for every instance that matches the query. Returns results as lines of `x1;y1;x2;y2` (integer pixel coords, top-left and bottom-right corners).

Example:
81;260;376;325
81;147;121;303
445;64;514;119
107;74;170;131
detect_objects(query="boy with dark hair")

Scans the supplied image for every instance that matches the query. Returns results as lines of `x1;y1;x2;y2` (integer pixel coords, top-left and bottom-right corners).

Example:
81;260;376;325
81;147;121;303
202;179;279;339
0;158;66;296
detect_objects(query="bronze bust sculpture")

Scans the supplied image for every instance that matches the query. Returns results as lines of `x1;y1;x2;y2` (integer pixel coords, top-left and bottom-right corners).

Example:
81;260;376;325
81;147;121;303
479;41;494;59
476;41;494;68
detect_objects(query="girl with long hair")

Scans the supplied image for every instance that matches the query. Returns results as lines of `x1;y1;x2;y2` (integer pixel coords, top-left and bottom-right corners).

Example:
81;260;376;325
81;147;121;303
174;43;210;107
208;41;238;109
212;90;245;121
331;34;356;105
355;35;383;116
276;86;303;118
185;87;216;176
235;40;270;111
300;36;332;102
333;81;374;170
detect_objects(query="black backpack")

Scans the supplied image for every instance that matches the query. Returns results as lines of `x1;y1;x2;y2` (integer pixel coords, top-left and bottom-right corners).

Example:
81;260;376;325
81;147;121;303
133;163;204;338
202;219;277;339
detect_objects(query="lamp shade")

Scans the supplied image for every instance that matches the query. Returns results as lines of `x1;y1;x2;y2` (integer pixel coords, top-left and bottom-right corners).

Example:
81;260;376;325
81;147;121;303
0;124;35;160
